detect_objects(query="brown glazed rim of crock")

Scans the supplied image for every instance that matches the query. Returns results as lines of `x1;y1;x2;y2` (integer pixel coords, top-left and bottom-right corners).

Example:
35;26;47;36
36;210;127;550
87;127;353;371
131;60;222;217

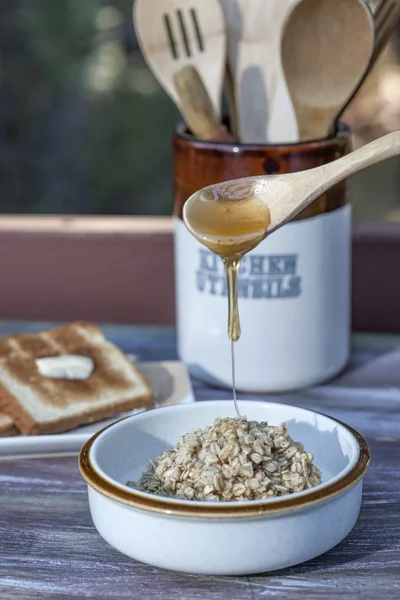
79;408;370;520
174;121;350;151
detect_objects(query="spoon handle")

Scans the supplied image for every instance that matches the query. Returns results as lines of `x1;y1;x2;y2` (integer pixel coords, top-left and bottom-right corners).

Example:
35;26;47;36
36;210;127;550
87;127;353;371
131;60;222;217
174;66;233;142
318;130;400;186
271;130;400;232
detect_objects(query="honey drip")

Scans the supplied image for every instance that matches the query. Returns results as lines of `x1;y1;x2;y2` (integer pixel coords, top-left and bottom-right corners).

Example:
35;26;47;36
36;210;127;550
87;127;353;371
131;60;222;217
230;339;239;417
222;256;241;342
184;188;271;416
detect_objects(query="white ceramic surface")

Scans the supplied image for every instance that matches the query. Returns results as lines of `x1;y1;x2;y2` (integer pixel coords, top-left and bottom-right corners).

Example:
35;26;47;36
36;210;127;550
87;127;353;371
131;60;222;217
80;400;369;575
0;361;194;457
174;206;351;392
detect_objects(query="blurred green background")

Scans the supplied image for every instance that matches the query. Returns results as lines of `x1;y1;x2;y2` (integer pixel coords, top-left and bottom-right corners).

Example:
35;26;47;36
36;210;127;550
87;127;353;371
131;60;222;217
0;0;399;219
0;0;181;215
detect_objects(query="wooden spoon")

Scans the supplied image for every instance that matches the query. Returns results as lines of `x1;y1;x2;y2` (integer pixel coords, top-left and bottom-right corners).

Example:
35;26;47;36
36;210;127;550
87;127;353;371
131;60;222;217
173;66;233;141
338;0;400;119
281;0;374;141
133;0;226;118
373;0;400;63
183;130;400;242
375;0;396;31
220;0;299;143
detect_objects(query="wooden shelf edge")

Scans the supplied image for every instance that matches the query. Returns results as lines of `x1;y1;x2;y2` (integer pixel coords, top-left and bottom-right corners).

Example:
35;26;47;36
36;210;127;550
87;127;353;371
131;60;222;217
0;218;399;331
0;215;174;237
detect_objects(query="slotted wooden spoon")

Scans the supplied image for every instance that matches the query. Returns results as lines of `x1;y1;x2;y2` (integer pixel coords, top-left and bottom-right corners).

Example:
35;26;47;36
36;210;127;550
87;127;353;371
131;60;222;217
133;0;226;118
220;0;299;143
281;0;374;141
184;130;400;239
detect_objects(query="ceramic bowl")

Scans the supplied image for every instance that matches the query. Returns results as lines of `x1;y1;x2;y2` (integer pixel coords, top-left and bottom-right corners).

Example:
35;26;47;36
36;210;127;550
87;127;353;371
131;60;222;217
79;400;370;575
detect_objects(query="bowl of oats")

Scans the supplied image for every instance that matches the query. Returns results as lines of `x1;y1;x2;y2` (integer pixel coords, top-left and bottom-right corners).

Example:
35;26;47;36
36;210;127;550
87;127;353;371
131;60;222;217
79;400;370;575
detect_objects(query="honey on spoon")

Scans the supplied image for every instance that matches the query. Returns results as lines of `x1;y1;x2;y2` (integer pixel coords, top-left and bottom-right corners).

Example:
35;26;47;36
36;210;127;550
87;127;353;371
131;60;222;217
185;190;271;340
183;130;400;412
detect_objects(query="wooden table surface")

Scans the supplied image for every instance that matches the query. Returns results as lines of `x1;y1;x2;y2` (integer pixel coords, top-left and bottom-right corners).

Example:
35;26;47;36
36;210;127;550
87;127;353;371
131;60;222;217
0;322;399;600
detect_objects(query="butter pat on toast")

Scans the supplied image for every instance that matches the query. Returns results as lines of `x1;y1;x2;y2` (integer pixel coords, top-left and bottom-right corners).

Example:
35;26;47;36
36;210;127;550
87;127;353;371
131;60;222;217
0;322;153;435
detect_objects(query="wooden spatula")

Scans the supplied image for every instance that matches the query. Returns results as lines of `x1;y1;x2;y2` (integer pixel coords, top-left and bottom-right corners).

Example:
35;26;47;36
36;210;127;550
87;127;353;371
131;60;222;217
173;66;233;141
281;0;374;141
133;0;226;118
220;0;299;144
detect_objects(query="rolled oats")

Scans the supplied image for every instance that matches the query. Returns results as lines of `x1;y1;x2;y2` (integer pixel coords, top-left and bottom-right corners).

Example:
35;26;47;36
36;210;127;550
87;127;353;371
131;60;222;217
128;417;321;502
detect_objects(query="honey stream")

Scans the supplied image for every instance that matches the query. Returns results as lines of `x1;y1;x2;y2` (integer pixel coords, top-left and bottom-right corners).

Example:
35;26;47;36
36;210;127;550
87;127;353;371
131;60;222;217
184;189;271;416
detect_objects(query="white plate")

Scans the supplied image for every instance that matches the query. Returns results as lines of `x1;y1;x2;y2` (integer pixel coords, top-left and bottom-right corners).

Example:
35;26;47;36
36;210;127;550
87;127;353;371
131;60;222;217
0;361;194;458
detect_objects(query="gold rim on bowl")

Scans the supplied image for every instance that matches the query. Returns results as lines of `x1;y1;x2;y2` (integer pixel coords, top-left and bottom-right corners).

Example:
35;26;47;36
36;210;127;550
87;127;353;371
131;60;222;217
79;409;370;520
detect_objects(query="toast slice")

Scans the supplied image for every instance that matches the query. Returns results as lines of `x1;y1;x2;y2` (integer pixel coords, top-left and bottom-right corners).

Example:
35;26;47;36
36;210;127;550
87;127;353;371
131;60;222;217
0;411;19;437
0;322;153;435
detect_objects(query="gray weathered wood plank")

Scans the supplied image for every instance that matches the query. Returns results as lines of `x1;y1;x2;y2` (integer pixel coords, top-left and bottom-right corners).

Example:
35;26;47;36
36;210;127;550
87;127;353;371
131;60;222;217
0;322;399;600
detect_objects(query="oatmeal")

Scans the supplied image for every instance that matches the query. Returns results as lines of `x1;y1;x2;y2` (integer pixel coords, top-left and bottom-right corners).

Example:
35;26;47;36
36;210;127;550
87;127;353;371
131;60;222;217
128;417;321;502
